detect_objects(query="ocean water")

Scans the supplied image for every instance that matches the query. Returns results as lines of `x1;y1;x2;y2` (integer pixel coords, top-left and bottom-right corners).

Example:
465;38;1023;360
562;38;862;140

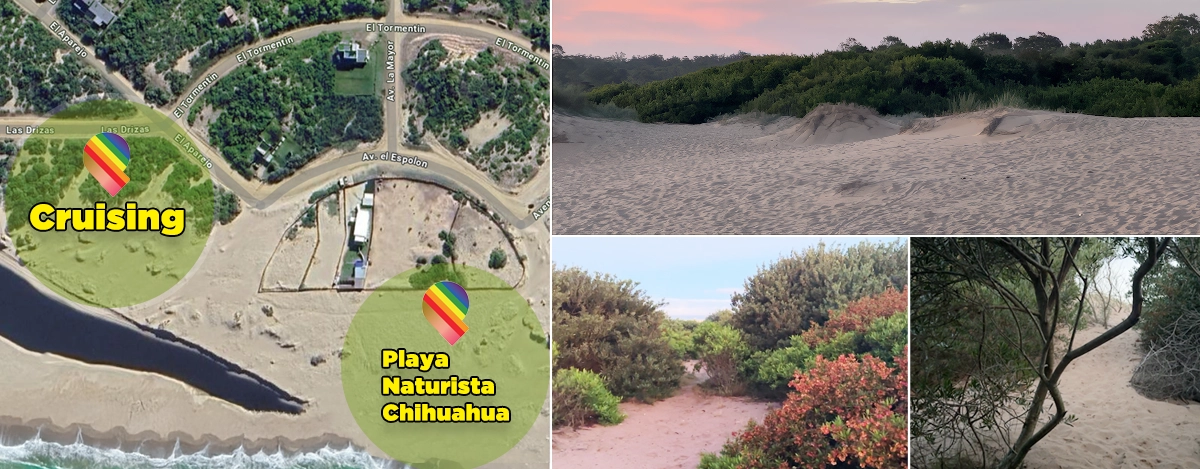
0;433;405;469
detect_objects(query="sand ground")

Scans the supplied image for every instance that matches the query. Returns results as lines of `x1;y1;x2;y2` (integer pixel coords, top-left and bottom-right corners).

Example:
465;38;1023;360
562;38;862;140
553;363;774;469
0;172;552;467
553;105;1200;235
1018;312;1200;469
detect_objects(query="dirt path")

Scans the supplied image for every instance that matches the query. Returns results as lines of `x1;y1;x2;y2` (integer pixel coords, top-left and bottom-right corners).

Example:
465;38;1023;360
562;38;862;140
1023;312;1200;468
553;364;774;469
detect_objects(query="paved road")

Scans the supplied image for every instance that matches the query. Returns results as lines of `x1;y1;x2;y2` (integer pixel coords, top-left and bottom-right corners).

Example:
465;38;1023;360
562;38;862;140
165;17;547;112
6;1;548;231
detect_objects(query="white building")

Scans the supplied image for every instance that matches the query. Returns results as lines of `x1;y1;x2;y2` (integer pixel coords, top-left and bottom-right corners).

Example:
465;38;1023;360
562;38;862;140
352;206;372;246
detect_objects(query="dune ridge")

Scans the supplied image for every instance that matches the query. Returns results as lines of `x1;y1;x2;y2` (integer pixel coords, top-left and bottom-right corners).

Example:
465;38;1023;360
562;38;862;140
553;108;1200;235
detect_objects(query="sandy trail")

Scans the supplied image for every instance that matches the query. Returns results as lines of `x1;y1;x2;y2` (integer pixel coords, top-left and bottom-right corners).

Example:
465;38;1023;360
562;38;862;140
553;365;774;469
553;106;1200;235
1021;313;1200;469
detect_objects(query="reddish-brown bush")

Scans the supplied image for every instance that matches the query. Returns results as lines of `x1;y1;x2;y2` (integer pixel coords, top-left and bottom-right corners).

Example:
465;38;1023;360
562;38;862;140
716;351;908;469
800;287;908;348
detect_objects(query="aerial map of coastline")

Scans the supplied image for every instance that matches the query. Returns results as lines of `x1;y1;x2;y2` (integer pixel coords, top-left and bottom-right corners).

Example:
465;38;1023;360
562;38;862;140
0;0;551;467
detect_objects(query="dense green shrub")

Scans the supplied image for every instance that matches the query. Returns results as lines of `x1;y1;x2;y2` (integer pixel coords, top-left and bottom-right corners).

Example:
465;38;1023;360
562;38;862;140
214;186;242;225
553;267;685;402
743;338;816;398
731;240;908;351
552;368;625;429
488;248;507;269
552;83;637;119
691;321;750;395
55;0;384;98
661;318;699;360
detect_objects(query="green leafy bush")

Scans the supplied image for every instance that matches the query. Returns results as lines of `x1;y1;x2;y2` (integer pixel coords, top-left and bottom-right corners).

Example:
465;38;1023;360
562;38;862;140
697;453;743;469
731;240;908;351
552;368;625;429
488;247;507;269
214;185;242;225
661;318;699;360
744;338;816;398
553;267;685;402
691;321;750;395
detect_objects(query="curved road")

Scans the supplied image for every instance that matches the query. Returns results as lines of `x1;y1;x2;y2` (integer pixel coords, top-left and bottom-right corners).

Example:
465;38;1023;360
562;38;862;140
7;0;549;230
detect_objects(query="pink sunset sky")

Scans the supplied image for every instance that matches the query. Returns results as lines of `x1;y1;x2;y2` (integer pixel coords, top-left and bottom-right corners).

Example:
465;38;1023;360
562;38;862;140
553;0;1198;57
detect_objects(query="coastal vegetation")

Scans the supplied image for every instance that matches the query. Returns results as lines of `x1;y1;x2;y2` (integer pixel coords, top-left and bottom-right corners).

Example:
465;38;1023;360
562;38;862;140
553;240;909;468
214;186;242;225
201;33;383;181
56;0;387;103
552;47;750;88
570;14;1200;123
908;237;1200;468
404;40;548;185
0;0;109;114
6;135;213;234
552;267;685;404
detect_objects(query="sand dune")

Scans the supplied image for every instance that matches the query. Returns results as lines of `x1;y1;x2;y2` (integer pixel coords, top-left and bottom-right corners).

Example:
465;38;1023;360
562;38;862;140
1019;314;1200;469
553;106;1200;234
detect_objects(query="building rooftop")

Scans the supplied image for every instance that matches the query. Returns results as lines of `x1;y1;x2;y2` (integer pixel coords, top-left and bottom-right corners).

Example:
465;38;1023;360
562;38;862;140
75;0;115;27
336;41;369;65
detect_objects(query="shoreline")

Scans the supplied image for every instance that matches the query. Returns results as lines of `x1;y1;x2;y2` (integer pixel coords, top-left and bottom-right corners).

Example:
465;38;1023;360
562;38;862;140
0;165;553;468
0;417;364;460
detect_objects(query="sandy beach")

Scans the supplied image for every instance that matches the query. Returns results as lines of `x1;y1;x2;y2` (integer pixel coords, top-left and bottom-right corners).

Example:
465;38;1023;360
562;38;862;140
552;365;773;469
553;105;1200;235
0;173;552;467
1016;312;1200;469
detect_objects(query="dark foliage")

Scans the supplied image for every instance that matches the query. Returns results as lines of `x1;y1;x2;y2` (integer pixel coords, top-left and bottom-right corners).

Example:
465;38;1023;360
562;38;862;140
580;14;1200;123
553;267;685;402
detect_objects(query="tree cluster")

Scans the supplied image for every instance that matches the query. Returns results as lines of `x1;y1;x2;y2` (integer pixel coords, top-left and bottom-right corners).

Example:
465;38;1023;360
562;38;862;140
0;1;108;114
6;135;213;234
55;0;386;102
910;237;1176;469
403;40;548;185
584;14;1200;123
552;47;752;89
203;33;383;180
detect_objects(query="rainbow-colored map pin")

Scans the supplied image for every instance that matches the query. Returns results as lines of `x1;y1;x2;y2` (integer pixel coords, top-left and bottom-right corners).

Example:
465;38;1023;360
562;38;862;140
83;132;131;197
421;281;470;345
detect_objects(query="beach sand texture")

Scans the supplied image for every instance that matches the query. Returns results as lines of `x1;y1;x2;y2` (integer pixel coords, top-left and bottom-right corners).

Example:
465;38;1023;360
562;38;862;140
553;105;1200;235
552;364;773;469
1019;311;1200;469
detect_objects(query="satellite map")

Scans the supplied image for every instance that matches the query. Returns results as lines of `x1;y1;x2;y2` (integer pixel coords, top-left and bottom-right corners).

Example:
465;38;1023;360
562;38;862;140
0;0;550;467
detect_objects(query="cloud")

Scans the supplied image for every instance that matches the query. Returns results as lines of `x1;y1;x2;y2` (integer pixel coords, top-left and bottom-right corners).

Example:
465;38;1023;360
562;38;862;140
661;298;732;320
558;0;767;30
711;287;743;295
